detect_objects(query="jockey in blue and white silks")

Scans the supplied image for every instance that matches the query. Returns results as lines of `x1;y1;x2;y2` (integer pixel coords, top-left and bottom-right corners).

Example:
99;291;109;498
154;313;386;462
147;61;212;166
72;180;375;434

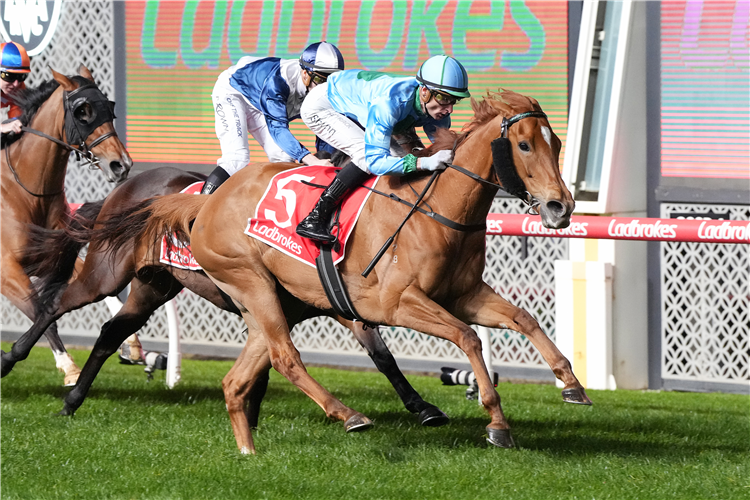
202;42;345;194
296;55;471;243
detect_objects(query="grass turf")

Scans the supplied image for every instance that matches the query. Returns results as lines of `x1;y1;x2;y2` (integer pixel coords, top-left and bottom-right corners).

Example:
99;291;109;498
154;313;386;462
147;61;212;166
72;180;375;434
1;343;748;500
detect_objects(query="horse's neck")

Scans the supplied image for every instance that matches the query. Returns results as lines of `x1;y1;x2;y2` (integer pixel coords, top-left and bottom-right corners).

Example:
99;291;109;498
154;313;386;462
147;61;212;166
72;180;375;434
427;128;499;227
7;96;69;200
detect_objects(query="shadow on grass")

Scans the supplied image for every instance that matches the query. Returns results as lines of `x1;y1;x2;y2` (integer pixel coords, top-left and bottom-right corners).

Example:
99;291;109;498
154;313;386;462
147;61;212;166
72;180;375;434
4;354;747;462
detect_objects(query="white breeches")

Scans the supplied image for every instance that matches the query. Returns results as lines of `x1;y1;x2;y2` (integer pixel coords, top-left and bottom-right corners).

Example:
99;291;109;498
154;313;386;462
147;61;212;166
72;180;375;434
301;83;370;173
212;74;293;175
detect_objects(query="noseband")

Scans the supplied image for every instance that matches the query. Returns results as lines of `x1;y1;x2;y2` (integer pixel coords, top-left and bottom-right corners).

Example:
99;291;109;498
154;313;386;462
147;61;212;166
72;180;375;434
5;79;118;197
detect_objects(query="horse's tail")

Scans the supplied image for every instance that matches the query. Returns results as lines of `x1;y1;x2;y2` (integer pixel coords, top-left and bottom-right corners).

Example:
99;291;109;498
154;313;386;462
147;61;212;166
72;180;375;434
85;193;208;263
24;199;105;309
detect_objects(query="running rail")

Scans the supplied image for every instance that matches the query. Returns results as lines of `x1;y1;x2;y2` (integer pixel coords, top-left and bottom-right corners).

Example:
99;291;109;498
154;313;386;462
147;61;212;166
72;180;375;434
486;214;750;244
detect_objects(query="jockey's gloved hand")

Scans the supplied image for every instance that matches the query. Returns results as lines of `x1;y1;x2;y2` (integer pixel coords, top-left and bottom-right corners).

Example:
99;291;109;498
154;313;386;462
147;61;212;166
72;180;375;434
418;150;452;171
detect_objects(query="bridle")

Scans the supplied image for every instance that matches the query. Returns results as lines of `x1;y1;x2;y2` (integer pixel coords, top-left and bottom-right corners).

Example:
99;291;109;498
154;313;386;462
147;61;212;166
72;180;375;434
360;110;550;276
4;79;117;197
447;110;549;215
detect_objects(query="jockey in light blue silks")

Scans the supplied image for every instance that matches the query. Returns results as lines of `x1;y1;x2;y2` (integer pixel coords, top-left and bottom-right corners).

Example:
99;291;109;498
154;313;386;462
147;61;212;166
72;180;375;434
201;42;346;194
296;54;471;243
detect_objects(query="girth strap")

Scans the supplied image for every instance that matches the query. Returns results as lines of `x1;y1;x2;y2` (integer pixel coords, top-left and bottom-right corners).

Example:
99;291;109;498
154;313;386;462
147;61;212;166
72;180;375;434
315;244;375;327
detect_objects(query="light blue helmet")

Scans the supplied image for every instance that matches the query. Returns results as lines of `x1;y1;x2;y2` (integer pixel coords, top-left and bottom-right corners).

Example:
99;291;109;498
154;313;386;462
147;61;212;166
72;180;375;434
416;55;470;98
299;41;345;75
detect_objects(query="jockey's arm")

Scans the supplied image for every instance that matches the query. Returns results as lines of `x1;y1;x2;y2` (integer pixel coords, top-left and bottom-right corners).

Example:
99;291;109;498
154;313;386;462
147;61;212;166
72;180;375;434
259;73;333;166
364;102;420;175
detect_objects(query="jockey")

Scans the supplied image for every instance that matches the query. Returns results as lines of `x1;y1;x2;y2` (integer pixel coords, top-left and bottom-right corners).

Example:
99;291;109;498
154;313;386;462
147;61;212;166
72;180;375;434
201;41;346;194
296;54;470;243
0;41;30;136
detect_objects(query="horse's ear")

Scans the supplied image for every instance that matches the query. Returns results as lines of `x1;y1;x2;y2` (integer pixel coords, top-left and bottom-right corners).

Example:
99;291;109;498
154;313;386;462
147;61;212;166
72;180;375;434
78;64;95;82
49;66;76;91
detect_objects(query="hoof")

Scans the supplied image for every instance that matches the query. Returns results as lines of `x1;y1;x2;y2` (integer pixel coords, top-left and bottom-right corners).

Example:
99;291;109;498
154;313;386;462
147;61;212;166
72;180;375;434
57;407;75;417
239;446;256;455
1;351;15;377
486;427;515;448
562;387;593;405
63;370;80;387
344;414;373;433
418;406;450;427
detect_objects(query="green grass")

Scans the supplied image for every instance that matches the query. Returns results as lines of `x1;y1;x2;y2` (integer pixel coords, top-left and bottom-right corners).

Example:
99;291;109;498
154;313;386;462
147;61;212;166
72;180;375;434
1;343;749;500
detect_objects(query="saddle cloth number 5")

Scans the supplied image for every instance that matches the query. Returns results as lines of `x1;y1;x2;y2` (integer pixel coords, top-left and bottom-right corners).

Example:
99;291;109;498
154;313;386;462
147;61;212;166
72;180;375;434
264;174;314;228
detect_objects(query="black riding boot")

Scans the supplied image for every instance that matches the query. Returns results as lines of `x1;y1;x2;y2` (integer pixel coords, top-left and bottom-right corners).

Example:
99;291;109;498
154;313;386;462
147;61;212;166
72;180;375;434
296;162;369;243
200;166;230;195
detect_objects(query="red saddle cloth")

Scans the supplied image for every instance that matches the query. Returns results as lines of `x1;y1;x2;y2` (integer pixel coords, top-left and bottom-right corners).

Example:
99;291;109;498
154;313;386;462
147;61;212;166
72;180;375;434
159;181;204;270
159;168;378;271
245;165;378;268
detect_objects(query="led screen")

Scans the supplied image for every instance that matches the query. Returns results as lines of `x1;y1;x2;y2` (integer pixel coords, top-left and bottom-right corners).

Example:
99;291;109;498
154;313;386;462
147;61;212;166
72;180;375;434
661;1;749;179
125;1;568;168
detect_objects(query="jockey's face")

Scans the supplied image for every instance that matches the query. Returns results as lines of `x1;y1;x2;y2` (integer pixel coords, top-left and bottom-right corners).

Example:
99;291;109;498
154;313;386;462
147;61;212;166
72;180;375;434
301;70;328;92
0;72;25;95
419;86;455;121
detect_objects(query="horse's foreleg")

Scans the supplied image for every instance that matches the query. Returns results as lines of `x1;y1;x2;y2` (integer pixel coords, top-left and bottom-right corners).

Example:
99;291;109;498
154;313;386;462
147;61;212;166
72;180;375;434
222;326;272;455
459;283;591;405
62;276;180;416
394;287;514;448
0;259;81;384
341;319;449;427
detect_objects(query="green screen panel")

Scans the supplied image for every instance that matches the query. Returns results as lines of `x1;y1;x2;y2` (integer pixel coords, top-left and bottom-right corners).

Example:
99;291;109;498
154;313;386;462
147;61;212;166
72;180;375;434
125;1;568;168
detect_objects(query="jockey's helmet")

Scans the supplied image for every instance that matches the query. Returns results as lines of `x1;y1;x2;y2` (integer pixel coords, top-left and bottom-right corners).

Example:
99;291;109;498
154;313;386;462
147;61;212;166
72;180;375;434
0;41;31;73
416;55;470;99
299;42;345;75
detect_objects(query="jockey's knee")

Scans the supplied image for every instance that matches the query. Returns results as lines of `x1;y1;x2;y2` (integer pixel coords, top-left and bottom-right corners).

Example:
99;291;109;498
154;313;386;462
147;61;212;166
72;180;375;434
218;157;249;176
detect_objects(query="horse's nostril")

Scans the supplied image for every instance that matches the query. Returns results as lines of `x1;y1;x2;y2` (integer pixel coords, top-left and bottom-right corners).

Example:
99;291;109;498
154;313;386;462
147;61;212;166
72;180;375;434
546;200;566;217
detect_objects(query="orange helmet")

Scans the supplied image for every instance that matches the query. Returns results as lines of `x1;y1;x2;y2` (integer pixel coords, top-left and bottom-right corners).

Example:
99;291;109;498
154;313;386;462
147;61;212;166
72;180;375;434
0;41;31;73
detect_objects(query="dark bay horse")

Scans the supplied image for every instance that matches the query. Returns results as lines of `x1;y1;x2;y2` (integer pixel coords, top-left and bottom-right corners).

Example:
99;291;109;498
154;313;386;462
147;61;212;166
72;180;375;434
79;90;590;453
3;167;448;436
1;66;132;385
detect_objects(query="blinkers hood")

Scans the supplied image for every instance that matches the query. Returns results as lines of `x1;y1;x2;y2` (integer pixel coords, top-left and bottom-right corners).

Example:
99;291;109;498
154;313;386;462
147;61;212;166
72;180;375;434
490;137;527;199
63;81;116;148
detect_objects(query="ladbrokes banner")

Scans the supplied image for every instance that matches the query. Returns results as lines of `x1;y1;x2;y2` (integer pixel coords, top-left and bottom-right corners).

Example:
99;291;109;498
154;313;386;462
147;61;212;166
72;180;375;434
125;1;568;167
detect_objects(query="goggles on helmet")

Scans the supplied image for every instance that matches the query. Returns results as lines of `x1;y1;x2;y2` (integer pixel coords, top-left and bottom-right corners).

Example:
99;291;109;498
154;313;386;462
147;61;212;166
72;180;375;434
307;71;329;85
1;71;27;83
429;89;461;106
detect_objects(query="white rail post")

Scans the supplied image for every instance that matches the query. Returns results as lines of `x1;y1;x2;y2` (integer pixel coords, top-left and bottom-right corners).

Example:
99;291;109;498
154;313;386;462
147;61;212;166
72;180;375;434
164;299;182;389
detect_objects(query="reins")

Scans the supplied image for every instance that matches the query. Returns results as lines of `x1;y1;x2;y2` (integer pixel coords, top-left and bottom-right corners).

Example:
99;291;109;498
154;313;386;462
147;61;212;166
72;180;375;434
4;81;117;198
4;134;66;197
359;110;549;276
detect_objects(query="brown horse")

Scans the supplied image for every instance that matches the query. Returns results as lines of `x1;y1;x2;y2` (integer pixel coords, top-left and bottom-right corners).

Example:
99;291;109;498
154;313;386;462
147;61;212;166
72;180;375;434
3;167;449;431
57;90;590;453
0;66;132;385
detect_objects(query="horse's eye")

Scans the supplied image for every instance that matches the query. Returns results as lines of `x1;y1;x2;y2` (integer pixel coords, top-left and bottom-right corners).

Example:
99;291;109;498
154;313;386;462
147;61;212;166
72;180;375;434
74;102;94;124
519;141;530;152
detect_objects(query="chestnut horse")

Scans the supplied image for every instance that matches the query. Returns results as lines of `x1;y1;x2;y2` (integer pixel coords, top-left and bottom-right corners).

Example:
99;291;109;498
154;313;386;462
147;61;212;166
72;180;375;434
47;90;591;453
4;167;448;429
0;66;132;385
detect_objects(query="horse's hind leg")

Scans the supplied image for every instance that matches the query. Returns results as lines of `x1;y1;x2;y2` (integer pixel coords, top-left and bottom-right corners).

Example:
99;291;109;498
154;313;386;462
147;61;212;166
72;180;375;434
61;275;181;416
342;320;449;427
215;270;372;435
222;327;272;455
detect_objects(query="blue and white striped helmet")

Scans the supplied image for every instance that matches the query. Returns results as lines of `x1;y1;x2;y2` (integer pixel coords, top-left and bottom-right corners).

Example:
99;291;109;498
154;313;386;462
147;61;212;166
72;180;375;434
417;55;470;98
299;42;345;74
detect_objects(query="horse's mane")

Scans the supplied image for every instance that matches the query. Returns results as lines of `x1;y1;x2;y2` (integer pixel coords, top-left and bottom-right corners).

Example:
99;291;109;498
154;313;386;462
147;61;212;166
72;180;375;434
417;89;541;156
14;80;59;124
4;75;92;148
